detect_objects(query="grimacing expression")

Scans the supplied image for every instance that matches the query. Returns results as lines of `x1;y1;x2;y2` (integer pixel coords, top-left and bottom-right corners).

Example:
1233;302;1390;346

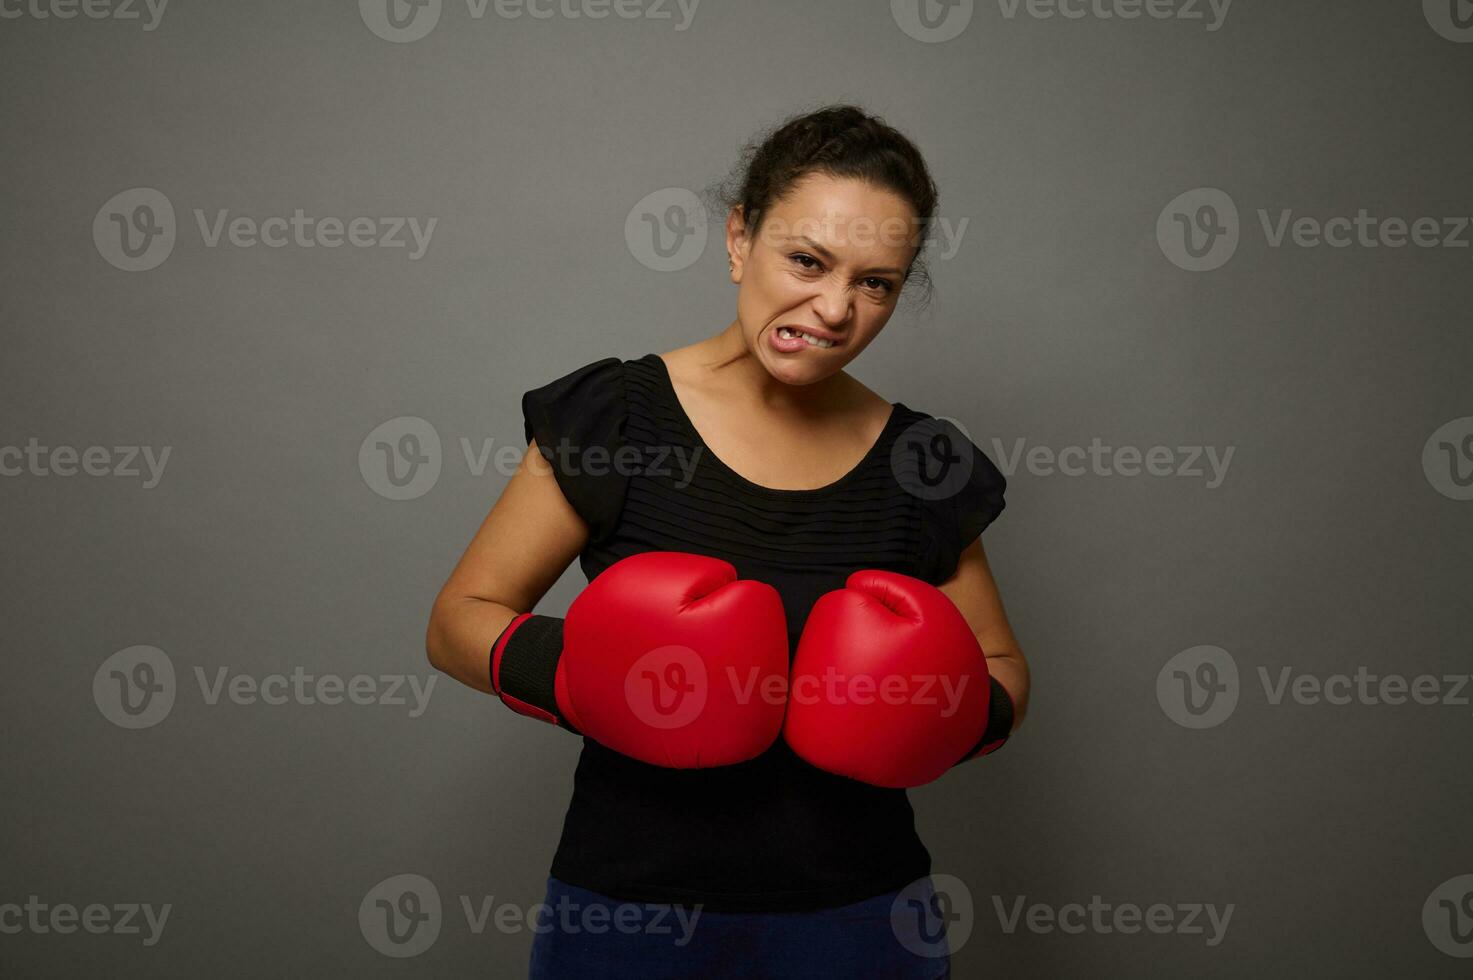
731;173;921;386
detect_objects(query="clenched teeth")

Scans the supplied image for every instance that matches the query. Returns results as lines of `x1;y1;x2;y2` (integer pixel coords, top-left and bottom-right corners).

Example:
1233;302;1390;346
778;327;835;349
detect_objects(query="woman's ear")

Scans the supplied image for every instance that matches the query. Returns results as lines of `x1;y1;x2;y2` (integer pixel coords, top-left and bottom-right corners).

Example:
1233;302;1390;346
725;206;751;282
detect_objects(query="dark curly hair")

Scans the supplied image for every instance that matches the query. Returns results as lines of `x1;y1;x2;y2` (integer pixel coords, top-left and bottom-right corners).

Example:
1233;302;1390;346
705;102;940;310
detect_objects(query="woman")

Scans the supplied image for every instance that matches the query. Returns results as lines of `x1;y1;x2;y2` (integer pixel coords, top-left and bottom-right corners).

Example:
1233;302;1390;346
426;103;1030;979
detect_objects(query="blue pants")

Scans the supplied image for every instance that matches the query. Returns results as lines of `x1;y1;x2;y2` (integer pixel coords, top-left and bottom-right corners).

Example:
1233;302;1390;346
527;876;952;979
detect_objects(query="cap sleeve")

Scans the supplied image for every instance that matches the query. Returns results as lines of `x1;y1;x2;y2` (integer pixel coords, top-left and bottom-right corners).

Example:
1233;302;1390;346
520;357;629;544
909;416;1007;583
954;437;1006;546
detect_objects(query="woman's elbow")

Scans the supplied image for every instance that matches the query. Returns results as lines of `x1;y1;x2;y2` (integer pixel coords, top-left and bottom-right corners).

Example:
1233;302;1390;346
424;601;454;672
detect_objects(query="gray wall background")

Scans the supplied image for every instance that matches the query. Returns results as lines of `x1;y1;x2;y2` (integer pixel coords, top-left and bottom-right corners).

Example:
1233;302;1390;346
3;0;1471;976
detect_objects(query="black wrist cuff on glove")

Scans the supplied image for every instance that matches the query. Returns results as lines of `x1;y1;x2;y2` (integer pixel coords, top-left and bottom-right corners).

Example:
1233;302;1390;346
489;614;580;734
959;674;1014;764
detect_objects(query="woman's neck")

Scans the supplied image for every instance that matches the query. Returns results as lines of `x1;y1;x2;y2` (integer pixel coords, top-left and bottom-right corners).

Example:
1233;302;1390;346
676;319;857;418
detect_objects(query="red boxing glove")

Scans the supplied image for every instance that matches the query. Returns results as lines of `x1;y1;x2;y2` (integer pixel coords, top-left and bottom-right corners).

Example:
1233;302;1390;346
783;570;990;788
491;551;789;769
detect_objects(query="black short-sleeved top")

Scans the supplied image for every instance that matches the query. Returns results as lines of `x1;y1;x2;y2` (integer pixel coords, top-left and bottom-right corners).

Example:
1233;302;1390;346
518;352;1007;913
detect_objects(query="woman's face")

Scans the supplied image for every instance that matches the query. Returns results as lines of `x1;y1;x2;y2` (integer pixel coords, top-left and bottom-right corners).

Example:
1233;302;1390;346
728;172;920;387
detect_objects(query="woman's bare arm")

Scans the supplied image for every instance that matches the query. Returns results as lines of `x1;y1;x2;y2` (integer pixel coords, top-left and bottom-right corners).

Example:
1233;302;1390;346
425;439;590;694
937;537;1030;732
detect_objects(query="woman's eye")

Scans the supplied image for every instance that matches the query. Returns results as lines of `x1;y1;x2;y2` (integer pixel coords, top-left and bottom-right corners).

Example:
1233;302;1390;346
789;256;892;295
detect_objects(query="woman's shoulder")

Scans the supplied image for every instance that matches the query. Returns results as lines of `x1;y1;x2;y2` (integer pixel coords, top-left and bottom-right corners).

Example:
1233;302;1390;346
527;353;644;398
520;355;631;445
